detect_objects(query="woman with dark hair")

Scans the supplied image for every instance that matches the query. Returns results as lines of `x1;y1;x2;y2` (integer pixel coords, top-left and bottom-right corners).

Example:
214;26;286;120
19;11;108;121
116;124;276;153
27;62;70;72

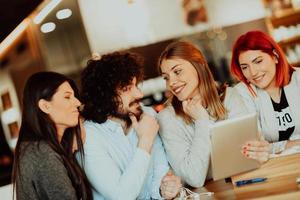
231;30;300;156
12;71;92;200
156;41;251;187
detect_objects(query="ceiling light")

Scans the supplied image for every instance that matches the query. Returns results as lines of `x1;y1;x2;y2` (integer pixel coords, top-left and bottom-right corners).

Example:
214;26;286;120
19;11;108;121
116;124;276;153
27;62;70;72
56;8;72;19
0;19;29;57
40;22;56;33
33;0;62;24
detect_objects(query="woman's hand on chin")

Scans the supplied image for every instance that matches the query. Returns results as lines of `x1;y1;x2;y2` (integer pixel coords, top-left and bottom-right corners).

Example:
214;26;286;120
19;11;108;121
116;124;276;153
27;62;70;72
182;94;209;120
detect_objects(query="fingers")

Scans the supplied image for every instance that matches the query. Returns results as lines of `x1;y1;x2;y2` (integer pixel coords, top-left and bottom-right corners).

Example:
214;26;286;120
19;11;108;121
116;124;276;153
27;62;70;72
182;97;208;120
161;190;175;199
242;150;269;163
242;149;268;158
162;171;179;181
129;113;138;128
183;97;200;107
243;140;269;148
192;91;201;101
161;176;182;195
242;144;269;153
160;192;169;199
241;142;269;155
161;175;173;183
241;140;270;163
166;170;173;176
161;172;182;188
191;95;201;105
162;179;178;188
162;175;179;184
160;178;182;199
182;100;188;111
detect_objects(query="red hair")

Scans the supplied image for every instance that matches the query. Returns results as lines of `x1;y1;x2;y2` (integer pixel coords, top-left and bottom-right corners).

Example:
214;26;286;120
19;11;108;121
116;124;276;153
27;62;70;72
230;30;294;96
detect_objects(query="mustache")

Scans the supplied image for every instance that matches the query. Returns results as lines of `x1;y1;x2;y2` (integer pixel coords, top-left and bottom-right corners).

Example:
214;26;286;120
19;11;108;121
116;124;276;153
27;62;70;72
129;98;142;107
128;107;143;123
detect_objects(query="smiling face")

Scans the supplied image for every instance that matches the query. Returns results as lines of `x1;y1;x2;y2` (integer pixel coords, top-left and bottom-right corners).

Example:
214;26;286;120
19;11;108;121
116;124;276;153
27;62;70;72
41;81;81;134
115;77;143;121
160;58;200;101
239;50;277;91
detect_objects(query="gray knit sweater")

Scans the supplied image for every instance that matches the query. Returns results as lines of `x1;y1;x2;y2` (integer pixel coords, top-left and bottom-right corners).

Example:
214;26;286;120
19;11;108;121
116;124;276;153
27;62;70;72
157;87;248;187
16;141;77;200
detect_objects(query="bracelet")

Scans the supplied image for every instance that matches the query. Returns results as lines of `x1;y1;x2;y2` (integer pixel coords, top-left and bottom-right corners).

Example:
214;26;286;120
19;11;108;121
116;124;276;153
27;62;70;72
271;140;288;154
175;187;214;200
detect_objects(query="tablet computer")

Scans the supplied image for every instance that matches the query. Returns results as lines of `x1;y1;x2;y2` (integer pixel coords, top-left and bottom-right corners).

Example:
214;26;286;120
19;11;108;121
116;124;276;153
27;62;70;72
210;113;261;180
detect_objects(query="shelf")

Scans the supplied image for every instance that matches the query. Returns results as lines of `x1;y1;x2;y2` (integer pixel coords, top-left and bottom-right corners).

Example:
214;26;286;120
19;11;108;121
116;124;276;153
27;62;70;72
270;7;300;19
291;61;300;67
278;35;300;48
264;2;300;55
269;8;300;28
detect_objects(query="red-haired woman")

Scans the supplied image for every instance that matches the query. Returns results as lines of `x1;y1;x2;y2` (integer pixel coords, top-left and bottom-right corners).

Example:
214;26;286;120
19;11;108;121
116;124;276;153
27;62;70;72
231;30;300;159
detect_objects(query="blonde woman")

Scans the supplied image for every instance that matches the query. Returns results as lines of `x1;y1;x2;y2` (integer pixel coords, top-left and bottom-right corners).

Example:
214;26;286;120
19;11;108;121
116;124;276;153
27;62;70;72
157;41;252;187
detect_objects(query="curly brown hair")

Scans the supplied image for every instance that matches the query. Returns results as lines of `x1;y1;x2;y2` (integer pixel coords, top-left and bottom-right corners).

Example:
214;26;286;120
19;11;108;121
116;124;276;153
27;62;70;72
80;51;144;123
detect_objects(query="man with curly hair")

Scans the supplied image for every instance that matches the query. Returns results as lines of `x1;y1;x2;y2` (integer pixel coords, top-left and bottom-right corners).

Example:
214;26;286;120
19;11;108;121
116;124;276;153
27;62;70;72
79;51;182;200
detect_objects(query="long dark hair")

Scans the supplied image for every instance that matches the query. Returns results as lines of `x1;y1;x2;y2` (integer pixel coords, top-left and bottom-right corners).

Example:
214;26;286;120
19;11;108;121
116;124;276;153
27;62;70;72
12;71;92;200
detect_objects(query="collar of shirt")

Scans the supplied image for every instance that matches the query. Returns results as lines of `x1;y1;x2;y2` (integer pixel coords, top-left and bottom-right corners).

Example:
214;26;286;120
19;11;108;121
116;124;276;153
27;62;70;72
102;119;136;141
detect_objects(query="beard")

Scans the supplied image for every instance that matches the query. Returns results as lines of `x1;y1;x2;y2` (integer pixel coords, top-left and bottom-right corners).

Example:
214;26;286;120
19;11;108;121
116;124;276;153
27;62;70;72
114;99;143;127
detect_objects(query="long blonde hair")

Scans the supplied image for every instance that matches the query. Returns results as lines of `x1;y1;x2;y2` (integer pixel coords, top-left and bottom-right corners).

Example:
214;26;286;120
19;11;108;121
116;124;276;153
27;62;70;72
158;41;227;123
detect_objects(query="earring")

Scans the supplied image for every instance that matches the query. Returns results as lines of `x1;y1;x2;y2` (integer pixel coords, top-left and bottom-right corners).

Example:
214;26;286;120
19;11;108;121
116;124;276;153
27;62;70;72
273;50;279;64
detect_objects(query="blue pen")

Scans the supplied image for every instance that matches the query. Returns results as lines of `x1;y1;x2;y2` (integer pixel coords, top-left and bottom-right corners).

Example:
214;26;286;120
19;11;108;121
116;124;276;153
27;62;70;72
235;177;267;187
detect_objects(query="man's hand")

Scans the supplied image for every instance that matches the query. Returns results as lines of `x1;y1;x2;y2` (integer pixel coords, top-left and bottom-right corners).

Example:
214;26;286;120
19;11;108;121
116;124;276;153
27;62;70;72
160;171;182;199
130;113;159;153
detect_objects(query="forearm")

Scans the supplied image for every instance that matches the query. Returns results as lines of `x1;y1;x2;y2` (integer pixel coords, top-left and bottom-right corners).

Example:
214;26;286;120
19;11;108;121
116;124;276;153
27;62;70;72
138;139;154;153
182;120;211;187
286;139;300;149
270;139;300;154
150;137;170;199
111;149;151;199
165;120;211;187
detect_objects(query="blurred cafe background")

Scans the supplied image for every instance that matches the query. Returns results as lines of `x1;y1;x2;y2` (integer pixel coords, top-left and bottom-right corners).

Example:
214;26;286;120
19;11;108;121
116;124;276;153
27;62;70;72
0;0;300;196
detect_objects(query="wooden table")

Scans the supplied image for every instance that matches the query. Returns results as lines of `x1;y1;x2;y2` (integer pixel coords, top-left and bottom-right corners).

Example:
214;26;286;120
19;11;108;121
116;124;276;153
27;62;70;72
195;153;300;199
